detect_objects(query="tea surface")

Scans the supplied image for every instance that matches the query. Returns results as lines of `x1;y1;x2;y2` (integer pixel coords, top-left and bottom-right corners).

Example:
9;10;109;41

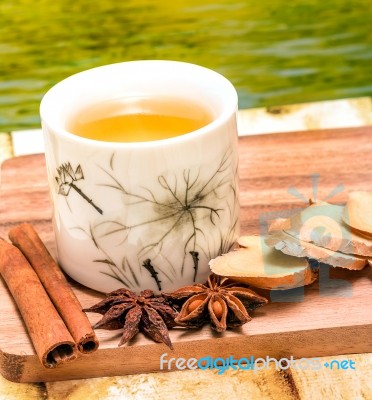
68;96;214;142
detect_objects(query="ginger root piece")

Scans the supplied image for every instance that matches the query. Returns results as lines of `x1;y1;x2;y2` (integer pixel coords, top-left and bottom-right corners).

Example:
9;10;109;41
349;227;372;240
342;191;372;235
267;218;291;233
209;236;316;290
266;231;367;270
271;202;372;257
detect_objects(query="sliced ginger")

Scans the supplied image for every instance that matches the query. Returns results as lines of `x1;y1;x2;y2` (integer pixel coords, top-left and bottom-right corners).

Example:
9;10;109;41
270;202;372;257
266;230;367;270
209;236;316;290
342;191;372;236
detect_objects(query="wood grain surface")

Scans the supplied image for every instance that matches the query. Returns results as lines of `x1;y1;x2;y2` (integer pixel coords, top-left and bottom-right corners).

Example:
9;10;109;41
0;127;372;386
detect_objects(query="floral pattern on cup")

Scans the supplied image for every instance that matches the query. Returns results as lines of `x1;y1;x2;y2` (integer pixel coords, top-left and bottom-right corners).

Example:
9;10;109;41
55;148;238;291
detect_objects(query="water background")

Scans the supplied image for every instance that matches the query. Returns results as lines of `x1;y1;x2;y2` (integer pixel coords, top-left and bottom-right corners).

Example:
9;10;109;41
1;0;372;131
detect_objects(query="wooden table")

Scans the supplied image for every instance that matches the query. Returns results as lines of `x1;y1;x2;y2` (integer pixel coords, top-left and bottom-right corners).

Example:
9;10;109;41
0;126;371;399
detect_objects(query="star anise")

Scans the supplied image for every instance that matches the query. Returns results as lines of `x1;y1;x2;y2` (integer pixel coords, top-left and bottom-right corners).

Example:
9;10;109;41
83;288;178;349
164;274;268;332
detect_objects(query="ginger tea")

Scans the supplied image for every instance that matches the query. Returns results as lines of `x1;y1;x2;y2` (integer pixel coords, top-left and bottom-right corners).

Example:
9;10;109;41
67;96;214;142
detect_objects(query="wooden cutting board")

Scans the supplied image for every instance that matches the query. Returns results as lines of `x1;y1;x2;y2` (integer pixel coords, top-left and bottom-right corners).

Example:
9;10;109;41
0;127;372;383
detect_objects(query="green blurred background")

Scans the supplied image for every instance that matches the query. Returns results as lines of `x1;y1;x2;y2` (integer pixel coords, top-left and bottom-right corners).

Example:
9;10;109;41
1;0;372;131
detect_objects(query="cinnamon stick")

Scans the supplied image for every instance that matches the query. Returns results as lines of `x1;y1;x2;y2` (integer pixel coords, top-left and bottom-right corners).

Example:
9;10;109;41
9;223;99;354
0;239;77;368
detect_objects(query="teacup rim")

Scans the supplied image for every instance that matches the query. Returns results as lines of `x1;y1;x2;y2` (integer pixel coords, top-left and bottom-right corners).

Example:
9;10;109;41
40;60;238;149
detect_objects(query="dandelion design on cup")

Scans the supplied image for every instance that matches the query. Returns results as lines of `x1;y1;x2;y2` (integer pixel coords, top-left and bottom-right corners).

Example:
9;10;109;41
55;162;103;215
60;149;238;290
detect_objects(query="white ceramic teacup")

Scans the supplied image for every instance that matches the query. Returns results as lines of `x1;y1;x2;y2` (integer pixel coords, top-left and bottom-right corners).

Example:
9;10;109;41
40;60;239;293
